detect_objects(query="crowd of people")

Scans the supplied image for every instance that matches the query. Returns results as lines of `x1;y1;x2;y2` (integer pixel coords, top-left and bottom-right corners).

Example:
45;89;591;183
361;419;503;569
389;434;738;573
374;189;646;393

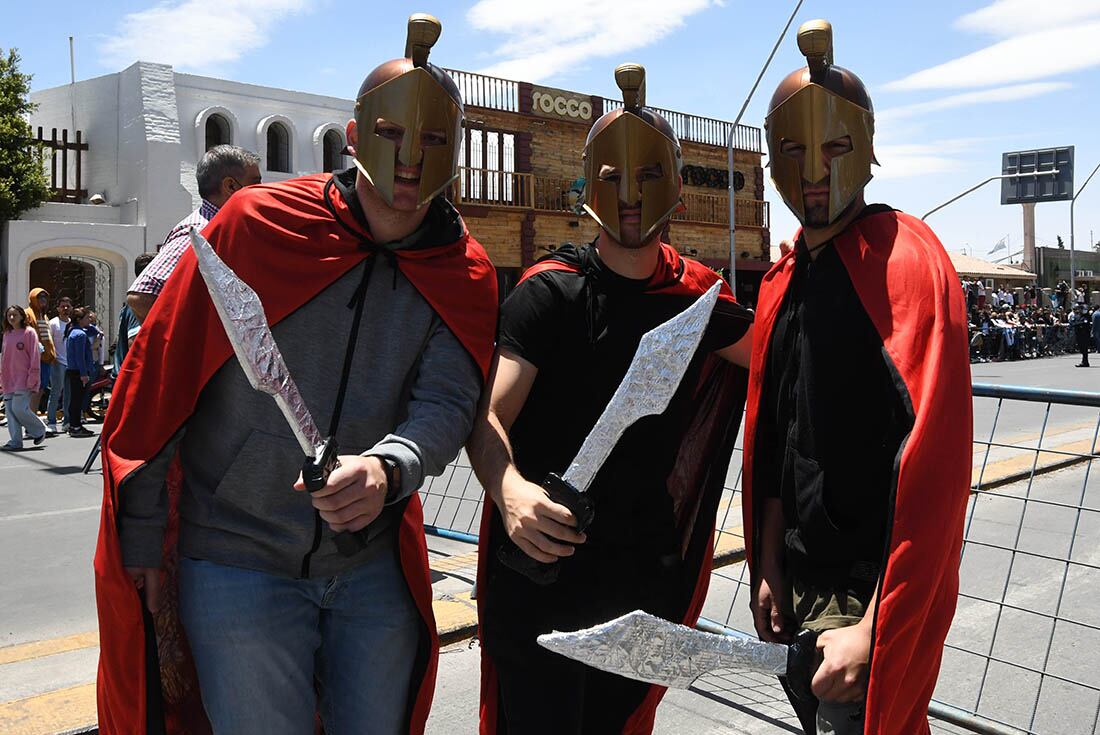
1;289;109;450
962;279;1098;365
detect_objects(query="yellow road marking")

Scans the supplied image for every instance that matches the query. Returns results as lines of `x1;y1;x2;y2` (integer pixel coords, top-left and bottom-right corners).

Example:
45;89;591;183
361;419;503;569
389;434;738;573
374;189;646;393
0;683;95;735
433;591;478;644
429;550;479;574
0;633;99;667
973;437;1097;486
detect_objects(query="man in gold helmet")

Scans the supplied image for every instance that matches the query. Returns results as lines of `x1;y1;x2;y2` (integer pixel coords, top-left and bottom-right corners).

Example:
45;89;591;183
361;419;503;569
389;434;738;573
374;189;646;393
468;64;755;734
95;14;498;735
743;19;971;735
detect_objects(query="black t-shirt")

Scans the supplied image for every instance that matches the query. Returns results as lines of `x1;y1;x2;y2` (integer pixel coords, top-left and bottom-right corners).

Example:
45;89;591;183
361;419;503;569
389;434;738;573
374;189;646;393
756;208;912;589
498;244;752;560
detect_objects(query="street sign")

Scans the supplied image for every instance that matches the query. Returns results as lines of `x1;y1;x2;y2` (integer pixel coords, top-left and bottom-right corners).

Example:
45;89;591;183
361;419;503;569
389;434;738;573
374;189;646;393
1001;147;1074;204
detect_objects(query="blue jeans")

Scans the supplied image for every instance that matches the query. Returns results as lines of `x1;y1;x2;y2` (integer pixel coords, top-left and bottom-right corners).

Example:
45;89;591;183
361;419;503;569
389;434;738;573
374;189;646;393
4;391;45;447
178;550;421;735
47;361;66;427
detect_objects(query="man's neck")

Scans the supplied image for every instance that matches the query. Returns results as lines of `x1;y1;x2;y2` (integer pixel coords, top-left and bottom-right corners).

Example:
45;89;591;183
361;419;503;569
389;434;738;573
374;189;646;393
595;229;661;280
356;171;431;244
802;195;867;258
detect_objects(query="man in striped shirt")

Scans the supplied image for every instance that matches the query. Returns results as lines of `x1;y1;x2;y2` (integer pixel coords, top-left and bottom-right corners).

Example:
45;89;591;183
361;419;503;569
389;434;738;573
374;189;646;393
127;145;261;321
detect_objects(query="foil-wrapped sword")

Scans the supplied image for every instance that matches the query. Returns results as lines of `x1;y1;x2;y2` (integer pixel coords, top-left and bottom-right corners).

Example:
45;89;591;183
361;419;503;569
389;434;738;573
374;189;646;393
537;610;818;700
189;227;362;556
498;281;722;584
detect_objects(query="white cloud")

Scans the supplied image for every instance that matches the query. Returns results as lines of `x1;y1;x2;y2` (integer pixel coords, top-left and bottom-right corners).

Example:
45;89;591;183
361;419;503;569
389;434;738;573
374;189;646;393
955;0;1100;36
876;82;1071;122
873;139;981;181
100;0;311;72
883;21;1100;91
466;0;717;82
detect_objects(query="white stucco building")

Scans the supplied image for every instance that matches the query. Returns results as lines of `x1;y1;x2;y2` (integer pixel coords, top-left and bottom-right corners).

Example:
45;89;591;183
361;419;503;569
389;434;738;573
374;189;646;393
3;61;353;344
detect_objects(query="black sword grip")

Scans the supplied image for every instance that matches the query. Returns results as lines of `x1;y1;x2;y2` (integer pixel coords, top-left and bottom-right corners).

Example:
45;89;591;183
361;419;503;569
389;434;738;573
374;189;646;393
303;437;368;557
497;473;594;586
786;628;820;703
543;472;595;533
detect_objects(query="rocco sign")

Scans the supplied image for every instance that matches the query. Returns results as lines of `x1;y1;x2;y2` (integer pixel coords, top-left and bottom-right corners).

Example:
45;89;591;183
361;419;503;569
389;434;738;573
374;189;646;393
531;85;594;121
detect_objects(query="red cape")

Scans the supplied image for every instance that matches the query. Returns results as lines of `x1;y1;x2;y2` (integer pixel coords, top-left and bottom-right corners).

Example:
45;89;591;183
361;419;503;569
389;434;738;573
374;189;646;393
477;243;748;734
742;210;972;735
94;174;497;735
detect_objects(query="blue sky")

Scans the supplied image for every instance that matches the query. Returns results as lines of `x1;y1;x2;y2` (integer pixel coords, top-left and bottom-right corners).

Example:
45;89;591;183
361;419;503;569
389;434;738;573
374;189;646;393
10;0;1100;260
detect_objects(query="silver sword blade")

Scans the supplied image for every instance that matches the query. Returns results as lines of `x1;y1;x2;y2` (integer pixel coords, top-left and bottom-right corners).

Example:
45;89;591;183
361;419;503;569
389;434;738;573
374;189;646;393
537;610;787;689
562;281;722;491
189;228;324;457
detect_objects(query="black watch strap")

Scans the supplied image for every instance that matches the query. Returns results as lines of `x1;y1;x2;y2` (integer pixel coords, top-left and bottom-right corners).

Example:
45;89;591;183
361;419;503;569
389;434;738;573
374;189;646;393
381;457;400;498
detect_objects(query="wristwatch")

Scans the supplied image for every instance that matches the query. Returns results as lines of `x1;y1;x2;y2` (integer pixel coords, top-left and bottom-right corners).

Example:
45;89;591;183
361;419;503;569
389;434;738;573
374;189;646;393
380;457;401;499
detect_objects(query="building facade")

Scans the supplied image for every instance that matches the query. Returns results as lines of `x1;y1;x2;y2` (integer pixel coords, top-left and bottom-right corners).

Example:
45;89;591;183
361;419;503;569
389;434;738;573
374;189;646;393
3;62;768;348
1035;246;1100;294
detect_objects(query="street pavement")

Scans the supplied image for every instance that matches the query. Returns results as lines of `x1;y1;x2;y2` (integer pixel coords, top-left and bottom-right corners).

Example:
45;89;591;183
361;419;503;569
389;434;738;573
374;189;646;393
0;353;1097;734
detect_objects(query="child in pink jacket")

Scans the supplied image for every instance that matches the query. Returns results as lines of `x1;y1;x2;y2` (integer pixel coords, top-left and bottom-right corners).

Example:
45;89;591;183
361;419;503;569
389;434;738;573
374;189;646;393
2;305;47;450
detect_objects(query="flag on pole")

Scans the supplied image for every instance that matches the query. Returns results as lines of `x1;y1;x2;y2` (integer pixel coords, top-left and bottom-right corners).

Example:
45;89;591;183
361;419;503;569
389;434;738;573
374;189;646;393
988;236;1007;255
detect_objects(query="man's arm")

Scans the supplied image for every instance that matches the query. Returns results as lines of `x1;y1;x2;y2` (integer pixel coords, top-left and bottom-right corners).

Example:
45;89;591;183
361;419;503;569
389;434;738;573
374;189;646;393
302;317;484;534
812;576;880;703
751;497;792;642
716;323;754;368
126;292;157;323
127;233;191;322
119;427;185;613
466;348;585;563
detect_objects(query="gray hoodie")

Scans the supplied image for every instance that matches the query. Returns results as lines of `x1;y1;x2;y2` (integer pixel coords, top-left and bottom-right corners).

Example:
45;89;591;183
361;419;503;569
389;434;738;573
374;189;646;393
118;183;484;579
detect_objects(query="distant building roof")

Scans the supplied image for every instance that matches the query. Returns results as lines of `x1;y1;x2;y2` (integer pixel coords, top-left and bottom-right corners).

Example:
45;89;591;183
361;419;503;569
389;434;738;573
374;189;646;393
949;252;1035;280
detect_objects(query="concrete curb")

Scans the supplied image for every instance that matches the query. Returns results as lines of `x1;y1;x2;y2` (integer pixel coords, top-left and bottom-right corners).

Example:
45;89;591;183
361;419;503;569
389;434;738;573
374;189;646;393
974;450;1099;491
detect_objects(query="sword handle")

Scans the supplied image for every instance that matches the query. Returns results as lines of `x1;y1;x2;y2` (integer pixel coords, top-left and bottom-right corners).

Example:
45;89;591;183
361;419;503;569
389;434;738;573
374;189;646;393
497;473;595;585
303;437;369;557
785;629;820;703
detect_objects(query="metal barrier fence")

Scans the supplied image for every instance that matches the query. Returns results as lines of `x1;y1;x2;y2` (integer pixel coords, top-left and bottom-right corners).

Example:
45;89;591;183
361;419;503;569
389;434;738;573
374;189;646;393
419;382;1100;734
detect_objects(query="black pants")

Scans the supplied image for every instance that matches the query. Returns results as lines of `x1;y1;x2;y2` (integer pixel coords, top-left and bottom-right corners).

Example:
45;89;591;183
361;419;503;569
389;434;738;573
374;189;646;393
66;370;85;430
481;530;683;734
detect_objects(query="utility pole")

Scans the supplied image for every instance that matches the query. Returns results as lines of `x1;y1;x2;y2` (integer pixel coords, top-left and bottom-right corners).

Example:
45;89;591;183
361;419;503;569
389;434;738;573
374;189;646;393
1069;159;1100;291
725;0;804;298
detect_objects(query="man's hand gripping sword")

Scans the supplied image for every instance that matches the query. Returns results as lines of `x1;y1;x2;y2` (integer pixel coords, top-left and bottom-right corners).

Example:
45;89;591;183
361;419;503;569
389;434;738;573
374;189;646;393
499;281;722;584
189;228;363;556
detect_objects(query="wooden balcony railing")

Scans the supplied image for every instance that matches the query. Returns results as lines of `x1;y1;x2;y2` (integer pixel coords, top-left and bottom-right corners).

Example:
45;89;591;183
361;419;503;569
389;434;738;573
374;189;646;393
442;66;762;153
675;191;769;229
454;168;768;230
455;167;531;208
601;99;761;152
445;69;520;113
34;127;88;203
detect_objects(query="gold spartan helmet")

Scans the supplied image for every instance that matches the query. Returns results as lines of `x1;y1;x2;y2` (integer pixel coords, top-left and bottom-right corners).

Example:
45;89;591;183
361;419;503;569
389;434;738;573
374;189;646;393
582;63;682;244
352;13;464;208
765;20;876;225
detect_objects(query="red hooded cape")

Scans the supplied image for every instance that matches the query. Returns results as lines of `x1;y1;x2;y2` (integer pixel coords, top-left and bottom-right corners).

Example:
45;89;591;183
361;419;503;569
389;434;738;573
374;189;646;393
477;243;749;734
94;174;497;735
742;210;972;734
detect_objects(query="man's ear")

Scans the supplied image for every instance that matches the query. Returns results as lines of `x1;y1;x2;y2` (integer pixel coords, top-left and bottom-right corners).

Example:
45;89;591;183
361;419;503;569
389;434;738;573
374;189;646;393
346;118;357;148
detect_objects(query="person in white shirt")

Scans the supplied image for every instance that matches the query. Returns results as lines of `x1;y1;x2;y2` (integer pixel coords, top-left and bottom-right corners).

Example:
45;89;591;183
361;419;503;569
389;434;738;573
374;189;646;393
46;296;72;434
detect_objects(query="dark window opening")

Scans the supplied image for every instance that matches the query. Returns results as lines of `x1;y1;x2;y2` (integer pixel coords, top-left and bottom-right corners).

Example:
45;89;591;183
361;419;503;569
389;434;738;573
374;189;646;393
267;122;291;173
458;124;517;204
205;114;231;151
323;129;344;173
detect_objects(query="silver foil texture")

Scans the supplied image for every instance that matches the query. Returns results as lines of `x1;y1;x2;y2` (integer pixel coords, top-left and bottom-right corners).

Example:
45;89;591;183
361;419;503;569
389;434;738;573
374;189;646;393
537;610;787;689
189;228;324;457
562;281;722;491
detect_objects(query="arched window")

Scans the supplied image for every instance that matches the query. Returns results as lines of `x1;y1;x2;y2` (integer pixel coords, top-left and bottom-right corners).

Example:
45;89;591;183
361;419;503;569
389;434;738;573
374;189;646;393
267;122;291;173
205;114;231;150
323;129;344;173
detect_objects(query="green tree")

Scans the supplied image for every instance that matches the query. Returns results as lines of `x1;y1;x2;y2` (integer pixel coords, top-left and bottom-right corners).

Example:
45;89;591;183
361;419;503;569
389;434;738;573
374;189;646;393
1056;235;1065;249
0;48;50;222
